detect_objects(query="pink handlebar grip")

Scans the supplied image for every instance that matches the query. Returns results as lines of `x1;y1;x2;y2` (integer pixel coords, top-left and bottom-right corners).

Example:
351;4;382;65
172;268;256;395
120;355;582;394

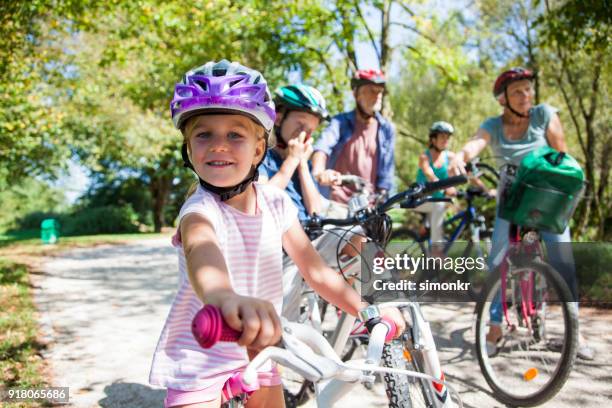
192;304;242;348
381;316;397;343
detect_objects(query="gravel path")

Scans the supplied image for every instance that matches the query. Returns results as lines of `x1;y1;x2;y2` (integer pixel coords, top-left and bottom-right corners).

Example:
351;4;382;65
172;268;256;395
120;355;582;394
33;238;611;407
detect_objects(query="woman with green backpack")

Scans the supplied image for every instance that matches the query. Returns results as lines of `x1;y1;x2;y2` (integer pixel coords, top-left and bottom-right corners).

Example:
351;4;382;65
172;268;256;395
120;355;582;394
448;67;593;360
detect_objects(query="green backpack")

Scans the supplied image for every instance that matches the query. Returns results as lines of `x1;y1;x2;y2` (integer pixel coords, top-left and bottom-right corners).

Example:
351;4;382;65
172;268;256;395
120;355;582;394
499;146;585;234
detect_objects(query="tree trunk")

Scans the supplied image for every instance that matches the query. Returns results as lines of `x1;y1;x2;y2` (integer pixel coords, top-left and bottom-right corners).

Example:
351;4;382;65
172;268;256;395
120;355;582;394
148;163;173;233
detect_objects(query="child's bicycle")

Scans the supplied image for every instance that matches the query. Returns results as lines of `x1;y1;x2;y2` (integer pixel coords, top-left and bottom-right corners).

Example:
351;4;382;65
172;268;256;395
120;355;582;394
286;175;469;407
191;303;464;408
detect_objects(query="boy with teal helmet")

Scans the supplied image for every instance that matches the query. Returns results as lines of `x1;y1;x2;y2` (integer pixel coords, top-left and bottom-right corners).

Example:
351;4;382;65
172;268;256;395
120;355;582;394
259;84;329;219
259;84;363;323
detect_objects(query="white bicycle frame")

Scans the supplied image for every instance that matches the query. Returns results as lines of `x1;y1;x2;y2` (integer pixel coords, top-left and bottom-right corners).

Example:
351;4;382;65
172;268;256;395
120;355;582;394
286;227;457;407
241;315;462;408
280;174;475;407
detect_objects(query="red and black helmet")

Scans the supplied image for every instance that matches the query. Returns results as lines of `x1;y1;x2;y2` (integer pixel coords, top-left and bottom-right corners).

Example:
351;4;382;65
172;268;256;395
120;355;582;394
351;69;386;90
493;67;535;98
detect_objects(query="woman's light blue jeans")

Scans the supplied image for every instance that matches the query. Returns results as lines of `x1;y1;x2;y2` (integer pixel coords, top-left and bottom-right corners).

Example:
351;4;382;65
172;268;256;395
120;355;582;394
487;215;578;324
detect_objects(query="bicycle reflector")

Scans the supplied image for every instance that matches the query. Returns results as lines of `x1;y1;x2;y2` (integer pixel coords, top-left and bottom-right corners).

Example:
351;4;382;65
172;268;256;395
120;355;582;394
523;367;539;381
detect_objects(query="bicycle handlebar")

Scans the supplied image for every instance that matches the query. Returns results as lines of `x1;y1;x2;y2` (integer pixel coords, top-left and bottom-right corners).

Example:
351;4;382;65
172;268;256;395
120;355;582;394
302;175;467;231
421;175;467;195
190;305;462;407
192;304;398;348
192;304;241;348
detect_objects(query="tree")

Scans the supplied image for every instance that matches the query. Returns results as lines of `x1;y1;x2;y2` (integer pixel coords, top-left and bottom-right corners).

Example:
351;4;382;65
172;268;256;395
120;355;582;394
0;1;101;190
58;0;357;231
539;0;611;239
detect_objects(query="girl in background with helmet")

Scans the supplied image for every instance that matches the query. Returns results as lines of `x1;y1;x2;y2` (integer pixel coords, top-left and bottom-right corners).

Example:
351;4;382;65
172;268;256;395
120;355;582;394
414;121;457;245
149;60;406;408
448;67;593;360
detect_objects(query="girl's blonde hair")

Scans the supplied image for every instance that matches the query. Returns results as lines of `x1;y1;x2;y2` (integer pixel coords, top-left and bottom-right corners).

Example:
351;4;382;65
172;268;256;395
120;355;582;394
182;114;269;199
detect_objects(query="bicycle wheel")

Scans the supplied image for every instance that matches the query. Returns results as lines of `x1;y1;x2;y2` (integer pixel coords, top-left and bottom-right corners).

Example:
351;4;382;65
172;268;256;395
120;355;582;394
459;228;492;301
387;228;427;274
470;160;499;191
389;228;427;253
475;261;578;406
382;339;434;408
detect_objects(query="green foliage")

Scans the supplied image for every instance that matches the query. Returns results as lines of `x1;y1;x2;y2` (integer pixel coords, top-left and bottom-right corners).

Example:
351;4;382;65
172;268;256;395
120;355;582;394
78;174;153;226
538;0;611;55
61;205;140;235
0;1;102;189
11;204;140;236
573;243;612;302
12;211;62;231
0;178;67;231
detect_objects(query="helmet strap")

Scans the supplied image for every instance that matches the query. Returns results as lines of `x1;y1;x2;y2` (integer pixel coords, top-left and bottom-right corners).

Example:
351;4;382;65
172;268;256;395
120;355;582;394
181;140;268;201
503;87;529;118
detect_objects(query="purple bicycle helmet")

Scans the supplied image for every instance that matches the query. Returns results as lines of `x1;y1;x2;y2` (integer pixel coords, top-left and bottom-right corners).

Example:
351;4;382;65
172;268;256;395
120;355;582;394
171;60;276;133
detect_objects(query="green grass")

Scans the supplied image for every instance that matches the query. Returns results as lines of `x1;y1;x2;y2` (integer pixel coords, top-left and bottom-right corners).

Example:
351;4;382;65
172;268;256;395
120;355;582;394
0;230;169;250
0;260;50;407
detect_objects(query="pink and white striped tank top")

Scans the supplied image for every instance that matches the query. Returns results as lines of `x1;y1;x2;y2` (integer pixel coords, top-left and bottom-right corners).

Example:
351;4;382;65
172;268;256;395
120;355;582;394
149;183;297;390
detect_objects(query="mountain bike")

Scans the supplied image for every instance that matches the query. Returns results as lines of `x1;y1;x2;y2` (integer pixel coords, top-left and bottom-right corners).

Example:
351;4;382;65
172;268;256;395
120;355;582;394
285;175;469;407
389;161;498;300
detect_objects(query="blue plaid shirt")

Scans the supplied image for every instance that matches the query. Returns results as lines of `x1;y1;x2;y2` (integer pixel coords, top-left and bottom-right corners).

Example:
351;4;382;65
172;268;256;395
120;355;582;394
313;109;396;197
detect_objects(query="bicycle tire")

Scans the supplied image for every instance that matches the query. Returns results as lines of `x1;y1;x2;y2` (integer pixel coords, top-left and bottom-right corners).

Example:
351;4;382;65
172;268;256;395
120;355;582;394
459;229;492;301
475;162;500;190
475;260;578;407
388;228;428;272
382;339;432;408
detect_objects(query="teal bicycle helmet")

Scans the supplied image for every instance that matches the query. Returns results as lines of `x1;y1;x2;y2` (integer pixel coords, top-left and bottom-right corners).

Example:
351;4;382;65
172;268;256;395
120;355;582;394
274;84;330;122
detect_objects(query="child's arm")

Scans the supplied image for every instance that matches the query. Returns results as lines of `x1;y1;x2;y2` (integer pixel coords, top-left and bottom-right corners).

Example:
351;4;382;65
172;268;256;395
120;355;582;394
181;213;281;348
265;132;311;190
265;155;301;189
297;160;323;215
418;152;439;182
282;220;406;336
282;219;367;316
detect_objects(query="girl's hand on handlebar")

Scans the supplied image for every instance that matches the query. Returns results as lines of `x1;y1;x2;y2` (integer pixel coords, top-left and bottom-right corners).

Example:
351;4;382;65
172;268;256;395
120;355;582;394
314;169;342;186
380;307;406;339
213;294;282;350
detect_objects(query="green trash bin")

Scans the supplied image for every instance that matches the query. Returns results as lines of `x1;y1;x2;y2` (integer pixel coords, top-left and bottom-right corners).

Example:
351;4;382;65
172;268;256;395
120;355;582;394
41;218;60;244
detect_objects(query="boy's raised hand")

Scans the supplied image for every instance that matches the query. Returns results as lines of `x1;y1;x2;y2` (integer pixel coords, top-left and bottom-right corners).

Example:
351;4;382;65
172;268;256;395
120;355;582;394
288;131;313;163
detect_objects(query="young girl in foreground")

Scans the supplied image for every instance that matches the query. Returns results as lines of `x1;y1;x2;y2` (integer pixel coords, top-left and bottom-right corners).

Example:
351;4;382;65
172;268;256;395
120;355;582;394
149;60;405;408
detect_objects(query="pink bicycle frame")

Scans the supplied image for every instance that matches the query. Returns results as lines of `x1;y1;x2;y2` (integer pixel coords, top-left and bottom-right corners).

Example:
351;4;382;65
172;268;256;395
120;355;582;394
500;226;543;328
